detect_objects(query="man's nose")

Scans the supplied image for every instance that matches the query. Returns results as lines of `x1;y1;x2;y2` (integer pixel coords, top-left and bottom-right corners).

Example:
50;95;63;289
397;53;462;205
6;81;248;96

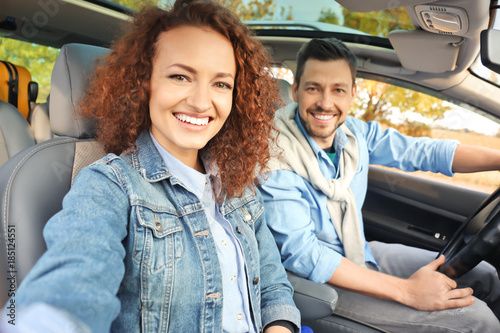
318;92;334;110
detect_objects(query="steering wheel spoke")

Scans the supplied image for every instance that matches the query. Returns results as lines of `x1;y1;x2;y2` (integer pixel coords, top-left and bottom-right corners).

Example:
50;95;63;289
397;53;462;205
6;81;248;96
438;187;500;279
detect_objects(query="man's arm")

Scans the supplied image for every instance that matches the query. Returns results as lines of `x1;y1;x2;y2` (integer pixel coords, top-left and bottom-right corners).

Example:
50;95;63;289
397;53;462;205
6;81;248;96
452;145;500;173
329;256;475;311
260;170;344;283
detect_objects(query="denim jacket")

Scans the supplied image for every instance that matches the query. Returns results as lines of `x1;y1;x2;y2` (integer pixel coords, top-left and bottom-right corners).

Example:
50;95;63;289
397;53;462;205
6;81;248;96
14;131;300;333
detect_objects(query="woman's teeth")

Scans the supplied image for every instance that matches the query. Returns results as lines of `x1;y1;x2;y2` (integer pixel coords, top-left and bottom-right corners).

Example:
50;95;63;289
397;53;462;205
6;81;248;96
175;114;209;126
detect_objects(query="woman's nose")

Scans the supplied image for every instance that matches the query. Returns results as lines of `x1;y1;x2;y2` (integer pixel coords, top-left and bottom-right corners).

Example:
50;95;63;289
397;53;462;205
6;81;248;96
187;84;211;112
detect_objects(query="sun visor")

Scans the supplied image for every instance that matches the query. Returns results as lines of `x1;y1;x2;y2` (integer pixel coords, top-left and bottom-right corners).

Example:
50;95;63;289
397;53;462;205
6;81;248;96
388;30;463;73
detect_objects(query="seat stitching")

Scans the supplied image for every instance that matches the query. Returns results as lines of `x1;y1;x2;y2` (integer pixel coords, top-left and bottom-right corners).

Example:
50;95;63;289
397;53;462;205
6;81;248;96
1;138;77;243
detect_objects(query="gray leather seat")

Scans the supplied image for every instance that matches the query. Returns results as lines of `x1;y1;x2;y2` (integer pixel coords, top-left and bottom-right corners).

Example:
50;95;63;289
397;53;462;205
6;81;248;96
0;100;36;167
0;43;108;307
30;95;54;143
275;78;294;110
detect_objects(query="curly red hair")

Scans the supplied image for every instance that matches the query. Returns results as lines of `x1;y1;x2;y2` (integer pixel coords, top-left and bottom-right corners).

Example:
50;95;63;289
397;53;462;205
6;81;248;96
79;0;280;199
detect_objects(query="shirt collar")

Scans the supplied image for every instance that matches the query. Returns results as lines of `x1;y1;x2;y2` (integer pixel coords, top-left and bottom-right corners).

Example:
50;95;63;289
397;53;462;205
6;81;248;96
149;131;209;199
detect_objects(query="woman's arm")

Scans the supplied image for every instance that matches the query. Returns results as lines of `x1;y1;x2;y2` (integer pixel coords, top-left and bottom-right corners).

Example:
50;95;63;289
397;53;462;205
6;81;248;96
13;162;130;332
254;191;301;332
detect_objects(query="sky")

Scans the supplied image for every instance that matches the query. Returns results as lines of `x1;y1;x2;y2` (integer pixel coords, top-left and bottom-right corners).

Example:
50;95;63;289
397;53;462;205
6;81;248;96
389;107;500;136
274;0;338;21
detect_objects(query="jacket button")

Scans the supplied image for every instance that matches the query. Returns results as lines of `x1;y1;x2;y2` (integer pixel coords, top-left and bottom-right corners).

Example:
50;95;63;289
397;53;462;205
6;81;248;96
253;277;259;285
236;226;242;234
155;222;163;232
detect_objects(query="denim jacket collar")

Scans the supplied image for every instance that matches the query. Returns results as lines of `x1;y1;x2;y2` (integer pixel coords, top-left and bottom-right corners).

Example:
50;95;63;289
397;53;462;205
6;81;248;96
125;130;172;183
124;130;255;218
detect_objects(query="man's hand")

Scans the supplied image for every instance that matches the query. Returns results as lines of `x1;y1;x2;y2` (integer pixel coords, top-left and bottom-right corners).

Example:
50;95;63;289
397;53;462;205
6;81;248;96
329;255;475;312
400;255;475;311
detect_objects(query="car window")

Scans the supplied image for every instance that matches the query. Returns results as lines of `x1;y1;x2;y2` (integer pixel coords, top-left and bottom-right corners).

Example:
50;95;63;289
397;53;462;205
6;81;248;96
0;37;59;103
270;63;294;85
353;76;500;194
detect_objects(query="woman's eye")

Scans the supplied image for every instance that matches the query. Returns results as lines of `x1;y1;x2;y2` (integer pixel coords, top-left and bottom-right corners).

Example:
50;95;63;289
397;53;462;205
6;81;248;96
170;74;189;82
215;82;232;90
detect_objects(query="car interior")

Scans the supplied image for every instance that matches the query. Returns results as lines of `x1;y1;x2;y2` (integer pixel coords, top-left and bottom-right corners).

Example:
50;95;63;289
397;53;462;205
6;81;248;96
1;0;500;332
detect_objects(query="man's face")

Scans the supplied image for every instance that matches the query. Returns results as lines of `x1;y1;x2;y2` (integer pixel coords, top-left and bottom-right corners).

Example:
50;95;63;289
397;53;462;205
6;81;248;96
293;58;356;149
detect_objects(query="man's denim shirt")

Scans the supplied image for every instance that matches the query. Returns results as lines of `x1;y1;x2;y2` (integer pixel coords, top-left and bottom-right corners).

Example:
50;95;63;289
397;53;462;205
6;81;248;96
260;105;459;284
14;131;300;333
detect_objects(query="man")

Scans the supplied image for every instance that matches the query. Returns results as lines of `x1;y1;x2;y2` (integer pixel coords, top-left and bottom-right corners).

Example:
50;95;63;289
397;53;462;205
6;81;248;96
260;38;500;332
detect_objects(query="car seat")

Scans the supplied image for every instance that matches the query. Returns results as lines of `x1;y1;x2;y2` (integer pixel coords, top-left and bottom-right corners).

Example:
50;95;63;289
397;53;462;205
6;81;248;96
0;100;36;167
274;78;294;110
30;95;54;143
0;43;108;307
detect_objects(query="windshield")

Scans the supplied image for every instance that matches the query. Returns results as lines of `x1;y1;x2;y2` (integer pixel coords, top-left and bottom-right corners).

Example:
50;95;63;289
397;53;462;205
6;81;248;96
106;0;413;37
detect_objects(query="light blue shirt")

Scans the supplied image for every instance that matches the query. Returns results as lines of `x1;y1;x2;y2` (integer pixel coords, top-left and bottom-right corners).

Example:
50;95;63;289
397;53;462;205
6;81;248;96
150;133;256;333
260;106;459;284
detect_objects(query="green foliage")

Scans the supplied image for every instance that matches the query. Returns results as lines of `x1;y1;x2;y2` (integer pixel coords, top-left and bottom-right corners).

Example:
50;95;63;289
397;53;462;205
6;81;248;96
318;8;339;25
113;0;291;19
352;79;452;131
223;0;291;21
341;8;413;37
112;0;164;11
0;37;59;103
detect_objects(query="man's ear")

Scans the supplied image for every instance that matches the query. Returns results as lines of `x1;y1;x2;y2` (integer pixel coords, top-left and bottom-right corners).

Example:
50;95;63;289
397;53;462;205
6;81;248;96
350;83;357;105
292;81;298;102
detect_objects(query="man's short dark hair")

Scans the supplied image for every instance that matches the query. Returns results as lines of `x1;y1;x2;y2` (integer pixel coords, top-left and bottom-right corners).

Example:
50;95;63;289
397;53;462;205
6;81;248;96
295;38;357;87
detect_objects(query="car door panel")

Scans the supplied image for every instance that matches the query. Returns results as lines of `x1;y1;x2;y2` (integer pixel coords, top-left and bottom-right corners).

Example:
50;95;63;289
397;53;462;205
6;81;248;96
363;166;490;252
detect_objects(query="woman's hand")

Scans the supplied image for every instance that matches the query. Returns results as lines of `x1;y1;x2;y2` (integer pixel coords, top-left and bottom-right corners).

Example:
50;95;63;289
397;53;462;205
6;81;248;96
264;326;293;333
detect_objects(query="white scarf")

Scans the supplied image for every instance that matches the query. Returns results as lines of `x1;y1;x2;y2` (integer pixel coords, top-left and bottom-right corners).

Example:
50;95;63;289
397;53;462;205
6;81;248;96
268;103;366;267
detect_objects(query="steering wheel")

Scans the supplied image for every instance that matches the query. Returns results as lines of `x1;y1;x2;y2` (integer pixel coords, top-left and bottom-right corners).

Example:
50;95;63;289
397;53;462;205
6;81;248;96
438;186;500;279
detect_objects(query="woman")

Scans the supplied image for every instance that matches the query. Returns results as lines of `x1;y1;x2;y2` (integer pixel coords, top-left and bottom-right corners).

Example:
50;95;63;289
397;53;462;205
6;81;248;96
7;1;300;332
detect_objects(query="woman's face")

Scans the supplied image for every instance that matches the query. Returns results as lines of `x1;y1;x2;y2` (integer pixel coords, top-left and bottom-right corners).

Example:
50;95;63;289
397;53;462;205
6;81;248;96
149;25;236;167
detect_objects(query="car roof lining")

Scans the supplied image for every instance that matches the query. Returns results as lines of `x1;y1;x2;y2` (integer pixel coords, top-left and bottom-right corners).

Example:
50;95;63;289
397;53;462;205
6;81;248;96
0;0;131;48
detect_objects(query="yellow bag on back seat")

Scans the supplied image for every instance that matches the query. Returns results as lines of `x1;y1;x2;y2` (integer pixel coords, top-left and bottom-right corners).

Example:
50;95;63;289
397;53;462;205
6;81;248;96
0;61;33;119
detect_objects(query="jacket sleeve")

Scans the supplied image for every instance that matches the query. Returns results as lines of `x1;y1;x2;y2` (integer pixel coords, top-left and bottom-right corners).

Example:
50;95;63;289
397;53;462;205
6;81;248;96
351;117;459;176
13;161;130;333
260;170;344;284
254;190;301;332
